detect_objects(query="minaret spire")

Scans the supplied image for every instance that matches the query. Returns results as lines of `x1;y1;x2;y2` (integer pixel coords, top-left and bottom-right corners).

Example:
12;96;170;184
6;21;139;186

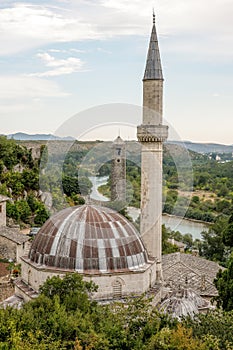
153;9;155;25
143;11;163;81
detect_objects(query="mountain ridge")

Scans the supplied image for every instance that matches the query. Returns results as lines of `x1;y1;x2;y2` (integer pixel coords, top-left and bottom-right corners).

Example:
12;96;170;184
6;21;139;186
6;132;75;141
3;133;233;154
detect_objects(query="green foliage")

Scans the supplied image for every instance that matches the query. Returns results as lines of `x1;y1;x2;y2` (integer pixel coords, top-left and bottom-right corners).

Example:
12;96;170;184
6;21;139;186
223;223;233;247
147;324;213;350
34;204;50;225
6;200;32;223
162;225;179;254
62;175;92;197
214;253;233;311
67;193;85;206
0;136;31;170
39;145;48;169
1;273;233;349
183;309;233;349
198;215;229;264
40;273;98;312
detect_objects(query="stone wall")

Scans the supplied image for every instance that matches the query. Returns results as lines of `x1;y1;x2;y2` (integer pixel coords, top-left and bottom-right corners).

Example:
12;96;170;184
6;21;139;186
19;257;157;301
0;236;17;261
0;236;30;263
16;241;31;263
143;80;163;124
0;281;14;302
0;202;6;227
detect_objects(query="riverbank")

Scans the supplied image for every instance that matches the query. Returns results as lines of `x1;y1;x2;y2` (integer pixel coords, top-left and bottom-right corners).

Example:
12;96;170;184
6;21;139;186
162;213;212;226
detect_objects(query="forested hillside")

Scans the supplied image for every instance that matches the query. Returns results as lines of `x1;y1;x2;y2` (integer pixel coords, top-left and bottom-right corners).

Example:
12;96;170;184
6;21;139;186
0;137;95;227
0;136;49;226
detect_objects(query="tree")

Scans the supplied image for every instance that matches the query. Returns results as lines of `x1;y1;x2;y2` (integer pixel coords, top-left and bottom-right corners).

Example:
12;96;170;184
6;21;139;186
223;214;233;247
223;223;233;247
39;273;98;313
182;233;193;249
198;216;228;264
78;176;92;196
15;200;32;223
183;309;233;349
147;324;211;350
214;253;233;311
162;225;179;254
34;204;49;226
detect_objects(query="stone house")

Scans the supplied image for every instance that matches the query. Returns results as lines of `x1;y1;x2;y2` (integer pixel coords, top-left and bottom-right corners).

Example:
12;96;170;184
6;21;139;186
0;195;30;263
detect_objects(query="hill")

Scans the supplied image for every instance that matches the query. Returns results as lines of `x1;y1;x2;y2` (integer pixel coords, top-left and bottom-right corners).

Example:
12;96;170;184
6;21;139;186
6;132;74;141
168;141;233;154
2;133;233;154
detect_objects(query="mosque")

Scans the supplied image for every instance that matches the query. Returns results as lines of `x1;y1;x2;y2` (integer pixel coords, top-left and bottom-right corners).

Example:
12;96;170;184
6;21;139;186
1;16;223;315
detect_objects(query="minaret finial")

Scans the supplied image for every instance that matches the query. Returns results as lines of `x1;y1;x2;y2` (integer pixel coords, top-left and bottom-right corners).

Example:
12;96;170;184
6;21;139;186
153;9;155;25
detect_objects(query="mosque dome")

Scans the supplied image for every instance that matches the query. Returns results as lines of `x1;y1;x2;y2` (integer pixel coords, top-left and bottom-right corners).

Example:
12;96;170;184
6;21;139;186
29;205;148;274
159;287;210;320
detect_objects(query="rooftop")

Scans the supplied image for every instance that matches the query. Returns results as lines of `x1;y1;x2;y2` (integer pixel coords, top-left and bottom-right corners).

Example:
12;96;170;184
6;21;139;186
0;195;9;203
0;227;29;244
29;205;149;274
159;287;210;320
143;16;163;81
162;252;224;297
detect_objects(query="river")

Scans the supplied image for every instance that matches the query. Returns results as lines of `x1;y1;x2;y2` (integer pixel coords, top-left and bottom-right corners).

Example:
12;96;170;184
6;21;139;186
126;207;208;240
88;176;209;240
89;176;109;202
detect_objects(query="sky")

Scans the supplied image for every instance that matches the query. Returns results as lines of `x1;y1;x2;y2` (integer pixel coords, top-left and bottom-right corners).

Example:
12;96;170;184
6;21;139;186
0;0;232;144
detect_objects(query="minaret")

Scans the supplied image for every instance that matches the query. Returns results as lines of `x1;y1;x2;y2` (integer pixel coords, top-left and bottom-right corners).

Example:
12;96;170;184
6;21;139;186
137;13;168;280
111;136;126;202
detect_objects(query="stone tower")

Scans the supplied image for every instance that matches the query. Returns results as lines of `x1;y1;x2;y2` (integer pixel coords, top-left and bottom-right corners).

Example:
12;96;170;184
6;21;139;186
111;136;126;202
137;14;168;279
0;195;9;227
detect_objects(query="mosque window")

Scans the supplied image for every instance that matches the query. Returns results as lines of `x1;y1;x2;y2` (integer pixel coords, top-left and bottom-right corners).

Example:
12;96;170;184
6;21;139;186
113;279;122;298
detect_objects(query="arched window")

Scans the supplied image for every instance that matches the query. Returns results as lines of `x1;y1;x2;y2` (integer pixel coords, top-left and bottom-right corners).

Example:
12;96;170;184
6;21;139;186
113;279;122;298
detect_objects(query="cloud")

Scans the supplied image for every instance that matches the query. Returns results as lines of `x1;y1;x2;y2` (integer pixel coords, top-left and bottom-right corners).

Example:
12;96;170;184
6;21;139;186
0;75;69;100
0;1;231;59
0;0;232;61
0;3;103;55
30;52;85;77
97;48;112;54
69;48;86;54
0;75;70;115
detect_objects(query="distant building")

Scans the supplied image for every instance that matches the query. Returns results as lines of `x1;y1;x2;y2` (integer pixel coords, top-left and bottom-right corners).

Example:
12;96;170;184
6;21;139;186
0;195;30;263
111;136;126;202
167;238;185;252
0;196;30;304
0;195;8;227
0;227;30;263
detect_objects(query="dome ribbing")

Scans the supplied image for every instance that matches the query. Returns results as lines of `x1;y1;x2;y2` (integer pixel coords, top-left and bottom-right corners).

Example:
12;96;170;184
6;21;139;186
29;205;148;273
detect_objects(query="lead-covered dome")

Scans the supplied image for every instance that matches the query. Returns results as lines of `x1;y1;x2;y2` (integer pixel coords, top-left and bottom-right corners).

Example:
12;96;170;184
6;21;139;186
29;205;148;273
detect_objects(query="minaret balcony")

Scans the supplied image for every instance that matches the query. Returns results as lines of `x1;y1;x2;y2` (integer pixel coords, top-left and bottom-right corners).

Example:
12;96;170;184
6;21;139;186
137;124;168;142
